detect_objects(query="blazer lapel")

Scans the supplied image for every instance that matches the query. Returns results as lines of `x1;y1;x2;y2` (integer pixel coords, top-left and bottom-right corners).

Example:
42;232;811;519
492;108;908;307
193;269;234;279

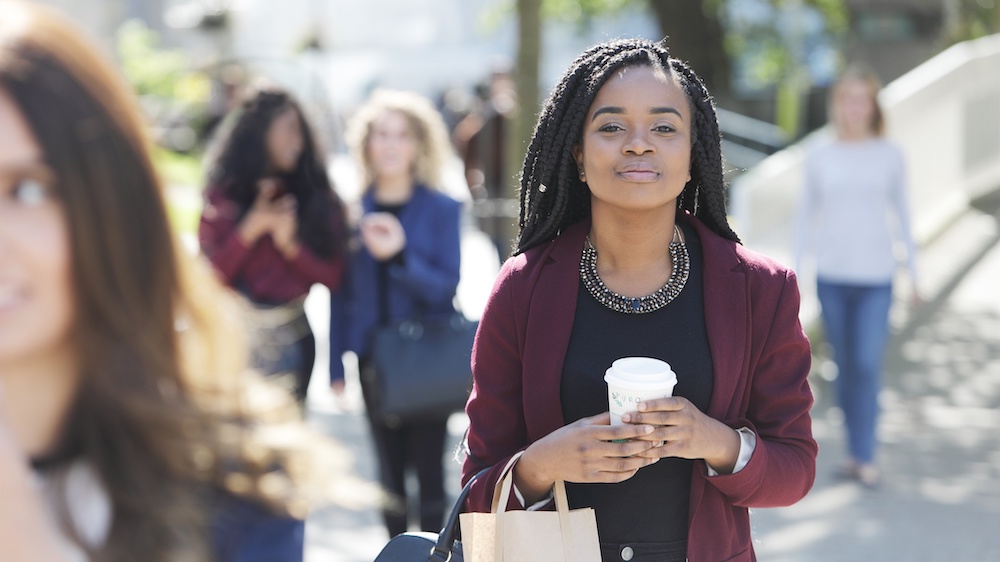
689;216;749;420
521;221;589;439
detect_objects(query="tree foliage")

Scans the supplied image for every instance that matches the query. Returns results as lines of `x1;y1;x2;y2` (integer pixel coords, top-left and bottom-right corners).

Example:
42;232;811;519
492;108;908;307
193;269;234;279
944;0;1000;43
541;0;635;24
535;0;848;95
117;20;212;152
117;20;209;105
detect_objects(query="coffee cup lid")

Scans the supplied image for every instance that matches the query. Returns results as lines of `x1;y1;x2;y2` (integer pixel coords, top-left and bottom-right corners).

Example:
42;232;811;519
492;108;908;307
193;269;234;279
604;357;677;388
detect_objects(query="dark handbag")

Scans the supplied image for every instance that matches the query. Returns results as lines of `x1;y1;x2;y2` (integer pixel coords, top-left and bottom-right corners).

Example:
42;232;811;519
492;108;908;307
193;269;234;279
373;467;488;562
366;312;478;427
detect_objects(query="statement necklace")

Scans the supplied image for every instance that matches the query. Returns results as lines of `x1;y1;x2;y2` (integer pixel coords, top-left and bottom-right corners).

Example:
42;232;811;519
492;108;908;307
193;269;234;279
580;225;690;314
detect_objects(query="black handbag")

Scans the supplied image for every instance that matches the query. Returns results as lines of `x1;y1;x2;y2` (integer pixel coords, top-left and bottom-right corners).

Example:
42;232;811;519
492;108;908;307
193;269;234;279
366;312;478;428
372;467;488;562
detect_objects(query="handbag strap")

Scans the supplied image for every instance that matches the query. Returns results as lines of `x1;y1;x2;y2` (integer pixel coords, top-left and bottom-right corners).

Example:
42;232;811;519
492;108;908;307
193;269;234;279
429;465;491;562
394;301;467;337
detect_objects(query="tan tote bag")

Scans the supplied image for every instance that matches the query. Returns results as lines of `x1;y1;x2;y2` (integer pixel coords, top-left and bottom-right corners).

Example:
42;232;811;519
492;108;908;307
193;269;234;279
459;453;601;562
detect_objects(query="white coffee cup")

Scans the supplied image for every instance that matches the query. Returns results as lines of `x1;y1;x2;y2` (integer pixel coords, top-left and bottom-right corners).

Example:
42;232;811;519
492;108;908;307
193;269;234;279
604;357;677;426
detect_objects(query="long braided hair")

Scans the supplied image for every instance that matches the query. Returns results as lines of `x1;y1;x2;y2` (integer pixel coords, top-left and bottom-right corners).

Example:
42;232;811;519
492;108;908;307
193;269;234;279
515;38;739;255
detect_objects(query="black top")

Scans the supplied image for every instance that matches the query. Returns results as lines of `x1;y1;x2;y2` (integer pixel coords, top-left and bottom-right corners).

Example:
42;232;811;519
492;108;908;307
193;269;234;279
30;443;83;473
560;221;713;549
373;202;407;325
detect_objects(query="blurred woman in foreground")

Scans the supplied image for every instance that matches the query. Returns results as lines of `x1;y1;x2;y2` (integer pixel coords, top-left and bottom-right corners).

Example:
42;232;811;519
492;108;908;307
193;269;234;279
0;2;350;560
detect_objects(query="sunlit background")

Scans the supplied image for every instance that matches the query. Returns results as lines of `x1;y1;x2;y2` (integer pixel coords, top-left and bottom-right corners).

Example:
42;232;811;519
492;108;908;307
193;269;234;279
25;1;1000;560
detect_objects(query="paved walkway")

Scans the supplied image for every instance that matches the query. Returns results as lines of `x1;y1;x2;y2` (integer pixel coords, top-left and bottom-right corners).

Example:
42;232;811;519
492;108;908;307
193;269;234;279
751;195;1000;561
301;199;1000;561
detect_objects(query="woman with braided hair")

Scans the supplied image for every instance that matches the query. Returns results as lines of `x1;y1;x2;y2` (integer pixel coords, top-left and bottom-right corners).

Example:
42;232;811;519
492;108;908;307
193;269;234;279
461;38;817;561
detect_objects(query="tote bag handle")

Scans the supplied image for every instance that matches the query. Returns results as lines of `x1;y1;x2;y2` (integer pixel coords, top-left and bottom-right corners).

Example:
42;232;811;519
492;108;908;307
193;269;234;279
489;452;575;562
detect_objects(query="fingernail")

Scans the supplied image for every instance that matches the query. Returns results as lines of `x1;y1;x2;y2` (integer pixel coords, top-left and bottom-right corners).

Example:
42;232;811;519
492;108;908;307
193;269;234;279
643;425;654;434
637;402;648;411
620;414;631;423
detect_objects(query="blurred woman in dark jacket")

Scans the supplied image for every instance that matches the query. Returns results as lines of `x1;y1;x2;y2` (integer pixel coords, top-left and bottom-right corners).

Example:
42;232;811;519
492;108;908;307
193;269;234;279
200;84;347;402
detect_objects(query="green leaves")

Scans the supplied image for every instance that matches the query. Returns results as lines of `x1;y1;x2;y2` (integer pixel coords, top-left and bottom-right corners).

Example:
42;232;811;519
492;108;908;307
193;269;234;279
481;0;640;36
117;20;194;100
116;20;211;152
541;0;637;22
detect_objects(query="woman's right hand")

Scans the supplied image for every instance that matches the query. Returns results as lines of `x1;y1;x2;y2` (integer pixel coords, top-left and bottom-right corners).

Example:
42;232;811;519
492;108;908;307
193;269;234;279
359;212;407;261
512;412;660;505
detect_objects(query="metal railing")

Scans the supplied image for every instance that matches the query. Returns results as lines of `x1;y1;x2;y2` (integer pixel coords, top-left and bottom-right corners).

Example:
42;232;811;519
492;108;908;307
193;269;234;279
718;107;790;175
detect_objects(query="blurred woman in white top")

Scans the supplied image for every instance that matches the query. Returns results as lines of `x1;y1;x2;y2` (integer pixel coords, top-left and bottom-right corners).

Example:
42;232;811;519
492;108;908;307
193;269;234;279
794;64;918;489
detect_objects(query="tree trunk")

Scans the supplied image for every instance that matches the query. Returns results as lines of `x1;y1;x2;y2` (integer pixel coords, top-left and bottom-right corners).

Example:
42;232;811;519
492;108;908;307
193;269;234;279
646;0;731;102
504;0;541;255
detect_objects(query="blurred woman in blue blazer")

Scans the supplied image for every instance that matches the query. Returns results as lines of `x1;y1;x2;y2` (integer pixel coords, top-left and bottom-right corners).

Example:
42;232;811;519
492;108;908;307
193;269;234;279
331;89;463;537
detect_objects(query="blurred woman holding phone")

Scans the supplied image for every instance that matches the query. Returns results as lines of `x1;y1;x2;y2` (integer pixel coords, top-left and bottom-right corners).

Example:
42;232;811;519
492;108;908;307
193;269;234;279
200;84;348;402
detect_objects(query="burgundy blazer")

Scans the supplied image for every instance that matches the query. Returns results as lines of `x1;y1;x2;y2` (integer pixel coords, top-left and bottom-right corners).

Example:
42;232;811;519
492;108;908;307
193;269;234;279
461;213;817;562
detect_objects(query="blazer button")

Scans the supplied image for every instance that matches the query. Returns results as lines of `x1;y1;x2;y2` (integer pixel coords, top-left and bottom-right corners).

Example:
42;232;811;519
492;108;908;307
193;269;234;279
620;546;634;561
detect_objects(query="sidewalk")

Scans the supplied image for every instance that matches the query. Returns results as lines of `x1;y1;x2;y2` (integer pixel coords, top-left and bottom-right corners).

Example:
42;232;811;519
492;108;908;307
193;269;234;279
751;194;1000;560
302;199;1000;561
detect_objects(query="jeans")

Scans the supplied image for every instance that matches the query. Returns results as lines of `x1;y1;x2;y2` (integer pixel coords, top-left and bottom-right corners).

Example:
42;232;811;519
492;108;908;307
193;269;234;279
599;540;687;561
816;279;893;464
251;321;316;403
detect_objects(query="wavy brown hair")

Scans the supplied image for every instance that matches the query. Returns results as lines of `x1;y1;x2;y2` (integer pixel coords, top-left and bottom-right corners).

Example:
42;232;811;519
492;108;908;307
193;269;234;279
0;3;356;560
345;88;456;191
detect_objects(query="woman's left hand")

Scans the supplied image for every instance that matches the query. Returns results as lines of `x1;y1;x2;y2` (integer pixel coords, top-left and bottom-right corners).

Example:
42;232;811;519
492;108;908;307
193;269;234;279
621;397;742;475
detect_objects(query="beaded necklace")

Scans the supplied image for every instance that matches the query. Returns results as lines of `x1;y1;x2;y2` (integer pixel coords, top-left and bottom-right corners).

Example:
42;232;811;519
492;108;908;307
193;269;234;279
580;225;690;314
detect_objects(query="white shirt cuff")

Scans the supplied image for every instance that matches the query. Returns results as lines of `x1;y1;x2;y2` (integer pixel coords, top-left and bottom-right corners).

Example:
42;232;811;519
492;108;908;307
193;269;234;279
706;427;756;476
512;483;553;511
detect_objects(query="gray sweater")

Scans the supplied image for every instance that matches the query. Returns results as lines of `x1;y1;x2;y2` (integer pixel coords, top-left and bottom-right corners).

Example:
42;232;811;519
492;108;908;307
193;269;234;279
795;137;918;285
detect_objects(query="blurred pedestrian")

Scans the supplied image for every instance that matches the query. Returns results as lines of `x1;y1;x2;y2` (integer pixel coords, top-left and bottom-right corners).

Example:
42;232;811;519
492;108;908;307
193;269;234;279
199;84;348;402
201;63;247;144
332;89;463;537
0;2;351;560
452;67;517;256
794;64;919;488
461;38;817;562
